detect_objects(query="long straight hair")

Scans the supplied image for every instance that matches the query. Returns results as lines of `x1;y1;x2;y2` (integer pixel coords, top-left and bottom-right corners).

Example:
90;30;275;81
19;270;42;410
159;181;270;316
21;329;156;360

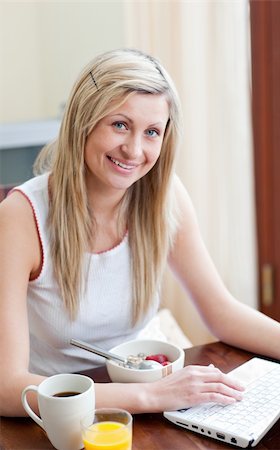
34;48;182;324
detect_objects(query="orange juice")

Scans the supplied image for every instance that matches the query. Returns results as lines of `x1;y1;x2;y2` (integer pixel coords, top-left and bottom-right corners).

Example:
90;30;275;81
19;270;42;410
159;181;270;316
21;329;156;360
82;421;132;450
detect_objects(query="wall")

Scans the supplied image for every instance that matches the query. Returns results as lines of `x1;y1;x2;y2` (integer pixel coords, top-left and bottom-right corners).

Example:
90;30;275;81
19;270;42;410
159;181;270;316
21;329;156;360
0;2;126;122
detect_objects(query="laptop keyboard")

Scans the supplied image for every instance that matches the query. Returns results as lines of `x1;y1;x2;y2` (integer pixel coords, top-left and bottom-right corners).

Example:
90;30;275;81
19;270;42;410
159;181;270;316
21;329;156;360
178;363;280;436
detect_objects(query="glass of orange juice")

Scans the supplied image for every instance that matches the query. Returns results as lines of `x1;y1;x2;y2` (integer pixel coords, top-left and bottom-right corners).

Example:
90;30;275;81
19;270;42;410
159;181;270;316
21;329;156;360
81;408;132;450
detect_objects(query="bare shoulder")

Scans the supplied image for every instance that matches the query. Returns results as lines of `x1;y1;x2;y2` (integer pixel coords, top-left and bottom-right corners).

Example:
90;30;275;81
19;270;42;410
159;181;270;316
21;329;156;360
172;174;199;228
168;175;207;268
0;191;41;275
0;191;36;237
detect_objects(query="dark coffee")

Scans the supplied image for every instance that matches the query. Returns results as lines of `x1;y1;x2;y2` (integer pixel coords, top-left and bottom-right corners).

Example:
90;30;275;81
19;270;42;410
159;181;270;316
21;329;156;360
53;391;80;397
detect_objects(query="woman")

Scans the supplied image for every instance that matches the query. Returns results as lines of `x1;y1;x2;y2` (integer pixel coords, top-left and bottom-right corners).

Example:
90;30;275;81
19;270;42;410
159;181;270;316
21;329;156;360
0;48;279;417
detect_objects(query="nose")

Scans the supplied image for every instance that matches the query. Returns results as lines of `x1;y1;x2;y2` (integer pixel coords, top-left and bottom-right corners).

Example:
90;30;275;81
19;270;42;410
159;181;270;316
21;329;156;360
121;133;142;158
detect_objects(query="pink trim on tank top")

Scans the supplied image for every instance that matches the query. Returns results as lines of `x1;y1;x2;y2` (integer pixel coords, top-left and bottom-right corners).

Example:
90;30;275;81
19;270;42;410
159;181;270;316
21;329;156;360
94;230;128;255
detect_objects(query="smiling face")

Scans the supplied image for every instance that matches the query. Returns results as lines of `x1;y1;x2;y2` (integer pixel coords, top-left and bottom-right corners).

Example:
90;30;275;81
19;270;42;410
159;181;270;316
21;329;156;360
84;92;170;196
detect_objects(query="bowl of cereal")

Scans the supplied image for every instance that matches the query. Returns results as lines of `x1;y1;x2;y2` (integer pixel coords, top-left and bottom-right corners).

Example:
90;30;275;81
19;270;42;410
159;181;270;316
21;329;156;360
106;339;185;383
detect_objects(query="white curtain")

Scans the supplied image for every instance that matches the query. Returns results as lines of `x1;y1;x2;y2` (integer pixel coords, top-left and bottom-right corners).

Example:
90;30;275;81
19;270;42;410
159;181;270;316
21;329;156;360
124;0;258;344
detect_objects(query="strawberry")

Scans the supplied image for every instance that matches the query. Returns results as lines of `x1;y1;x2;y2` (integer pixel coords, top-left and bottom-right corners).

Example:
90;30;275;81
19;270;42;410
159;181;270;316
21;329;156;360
162;361;171;366
145;353;169;364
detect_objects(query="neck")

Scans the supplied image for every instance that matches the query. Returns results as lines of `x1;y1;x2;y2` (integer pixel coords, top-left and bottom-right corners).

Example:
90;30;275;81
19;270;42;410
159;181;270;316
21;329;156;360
86;190;128;254
88;189;126;221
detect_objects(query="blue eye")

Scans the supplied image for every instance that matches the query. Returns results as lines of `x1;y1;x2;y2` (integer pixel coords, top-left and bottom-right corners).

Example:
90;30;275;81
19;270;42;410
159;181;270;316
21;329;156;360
113;122;126;130
145;129;159;137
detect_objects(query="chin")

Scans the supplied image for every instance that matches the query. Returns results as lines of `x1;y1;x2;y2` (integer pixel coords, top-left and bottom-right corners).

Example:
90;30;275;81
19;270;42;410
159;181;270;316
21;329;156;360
108;177;138;191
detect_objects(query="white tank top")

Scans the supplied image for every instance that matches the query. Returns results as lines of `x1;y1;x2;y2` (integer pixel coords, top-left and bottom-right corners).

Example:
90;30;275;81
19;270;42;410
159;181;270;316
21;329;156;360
16;174;159;376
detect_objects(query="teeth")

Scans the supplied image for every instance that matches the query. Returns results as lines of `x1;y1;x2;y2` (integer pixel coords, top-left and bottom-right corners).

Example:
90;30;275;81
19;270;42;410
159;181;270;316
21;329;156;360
110;157;133;170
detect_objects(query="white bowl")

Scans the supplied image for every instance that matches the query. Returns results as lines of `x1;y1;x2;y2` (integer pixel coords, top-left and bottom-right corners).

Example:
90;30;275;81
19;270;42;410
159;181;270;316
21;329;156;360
106;339;185;383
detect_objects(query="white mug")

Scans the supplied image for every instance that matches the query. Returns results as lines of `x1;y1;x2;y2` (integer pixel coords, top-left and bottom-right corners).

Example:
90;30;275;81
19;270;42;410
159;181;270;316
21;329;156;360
21;373;95;450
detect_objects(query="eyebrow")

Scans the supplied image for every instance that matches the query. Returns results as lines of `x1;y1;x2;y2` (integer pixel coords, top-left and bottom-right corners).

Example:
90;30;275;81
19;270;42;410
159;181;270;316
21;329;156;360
109;113;166;127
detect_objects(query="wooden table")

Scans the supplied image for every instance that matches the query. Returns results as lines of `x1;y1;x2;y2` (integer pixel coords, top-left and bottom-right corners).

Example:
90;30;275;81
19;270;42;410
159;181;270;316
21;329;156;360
1;341;279;450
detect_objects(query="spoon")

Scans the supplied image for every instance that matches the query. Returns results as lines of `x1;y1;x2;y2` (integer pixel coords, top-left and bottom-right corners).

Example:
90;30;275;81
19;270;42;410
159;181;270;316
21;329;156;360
70;338;162;370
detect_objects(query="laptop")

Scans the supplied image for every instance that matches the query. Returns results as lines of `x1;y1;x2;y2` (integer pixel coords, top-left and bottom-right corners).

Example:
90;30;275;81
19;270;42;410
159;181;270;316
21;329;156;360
164;357;280;448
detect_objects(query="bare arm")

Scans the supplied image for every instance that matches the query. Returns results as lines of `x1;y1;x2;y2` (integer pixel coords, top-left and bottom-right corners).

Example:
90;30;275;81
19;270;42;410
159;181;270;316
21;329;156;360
168;177;280;359
0;193;46;416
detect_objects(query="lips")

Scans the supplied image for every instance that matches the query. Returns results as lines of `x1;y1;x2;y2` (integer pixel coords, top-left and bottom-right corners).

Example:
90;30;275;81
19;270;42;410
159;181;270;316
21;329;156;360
107;156;136;170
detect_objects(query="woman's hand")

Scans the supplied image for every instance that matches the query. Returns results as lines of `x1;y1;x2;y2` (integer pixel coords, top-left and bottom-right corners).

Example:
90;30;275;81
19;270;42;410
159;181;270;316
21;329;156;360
147;364;245;412
95;364;244;414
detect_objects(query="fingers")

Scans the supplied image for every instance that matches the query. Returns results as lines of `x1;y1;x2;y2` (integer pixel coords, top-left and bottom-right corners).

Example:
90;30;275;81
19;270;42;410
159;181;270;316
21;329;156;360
154;363;245;412
203;365;245;392
196;391;239;406
200;381;244;404
181;364;245;406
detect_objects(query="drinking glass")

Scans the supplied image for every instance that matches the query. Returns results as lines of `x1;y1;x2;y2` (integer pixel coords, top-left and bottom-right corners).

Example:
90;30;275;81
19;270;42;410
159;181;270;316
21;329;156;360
81;408;132;450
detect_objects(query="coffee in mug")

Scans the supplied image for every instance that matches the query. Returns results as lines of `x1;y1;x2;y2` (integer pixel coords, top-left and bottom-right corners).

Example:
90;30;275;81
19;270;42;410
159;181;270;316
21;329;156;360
53;391;80;397
21;373;94;450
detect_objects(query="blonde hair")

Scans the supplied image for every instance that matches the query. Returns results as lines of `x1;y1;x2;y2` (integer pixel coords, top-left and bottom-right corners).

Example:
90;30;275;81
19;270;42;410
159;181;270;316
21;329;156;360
34;48;182;323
